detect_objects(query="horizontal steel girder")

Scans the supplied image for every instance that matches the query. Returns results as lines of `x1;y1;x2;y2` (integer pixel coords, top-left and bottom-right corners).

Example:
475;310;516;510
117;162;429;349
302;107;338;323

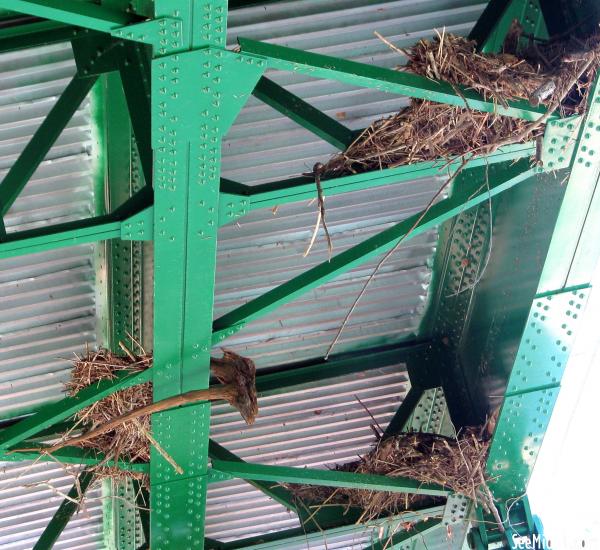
0;0;134;32
210;459;452;496
219;142;535;224
238;37;552;122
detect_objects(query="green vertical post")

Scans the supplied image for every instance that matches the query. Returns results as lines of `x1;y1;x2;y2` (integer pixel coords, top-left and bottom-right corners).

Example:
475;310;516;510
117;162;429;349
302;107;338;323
148;3;223;545
149;2;263;549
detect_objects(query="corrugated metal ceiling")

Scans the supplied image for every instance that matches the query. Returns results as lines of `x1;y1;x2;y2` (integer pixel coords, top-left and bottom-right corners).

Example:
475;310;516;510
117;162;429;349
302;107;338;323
0;40;102;549
0;0;488;548
205;0;486;546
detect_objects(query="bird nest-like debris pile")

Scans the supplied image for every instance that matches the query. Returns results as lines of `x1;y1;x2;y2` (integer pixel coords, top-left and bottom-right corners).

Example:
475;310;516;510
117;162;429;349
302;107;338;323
25;346;258;485
66;347;154;465
290;429;492;522
324;30;600;176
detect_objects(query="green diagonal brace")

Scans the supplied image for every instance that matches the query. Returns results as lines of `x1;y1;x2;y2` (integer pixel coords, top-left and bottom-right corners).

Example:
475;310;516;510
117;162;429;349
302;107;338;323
213;159;536;342
208;440;301;514
210;459;451;496
0;369;151;450
2;445;149;472
238;38;552;122
252;76;356;150
219;142;535;224
33;469;95;550
0;204;153;259
382;387;424;439
0;0;135;32
118;41;153;187
0;73;98;220
362;518;442;550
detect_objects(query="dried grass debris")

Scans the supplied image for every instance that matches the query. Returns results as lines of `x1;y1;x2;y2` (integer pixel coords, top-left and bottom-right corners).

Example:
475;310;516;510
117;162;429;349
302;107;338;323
323;32;600;177
290;429;492;522
23;347;258;484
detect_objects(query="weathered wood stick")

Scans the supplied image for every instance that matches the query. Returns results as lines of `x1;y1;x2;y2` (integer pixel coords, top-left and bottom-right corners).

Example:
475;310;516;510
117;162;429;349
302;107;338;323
14;385;236;454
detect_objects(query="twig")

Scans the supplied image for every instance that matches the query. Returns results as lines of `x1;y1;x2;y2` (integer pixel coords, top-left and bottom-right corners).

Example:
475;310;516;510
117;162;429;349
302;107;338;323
303;210;322;257
304;163;333;258
325;159;468;358
374;31;407;57
132;418;183;475
355;394;384;438
13;385;236;454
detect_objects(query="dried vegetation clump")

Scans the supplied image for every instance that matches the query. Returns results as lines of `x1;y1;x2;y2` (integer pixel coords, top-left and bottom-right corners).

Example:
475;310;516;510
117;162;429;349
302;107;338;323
291;429;492;522
324;29;600;176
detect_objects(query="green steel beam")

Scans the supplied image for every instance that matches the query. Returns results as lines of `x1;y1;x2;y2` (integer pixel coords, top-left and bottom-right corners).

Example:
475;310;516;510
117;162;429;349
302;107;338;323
361;518;442;550
215;506;445;550
219;142;535;224
486;75;600;500
208;440;301;514
32;469;95;550
538;75;600;292
0;20;78;53
468;0;512;51
238;38;552;122
382;387;424;439
256;341;433;393
0;202;152;260
0;74;98;220
210;459;451;496
0;368;151;450
2;445;148;472
252;76;356;150
118;41;153;187
148;3;264;549
0;0;135;33
213;159;537;342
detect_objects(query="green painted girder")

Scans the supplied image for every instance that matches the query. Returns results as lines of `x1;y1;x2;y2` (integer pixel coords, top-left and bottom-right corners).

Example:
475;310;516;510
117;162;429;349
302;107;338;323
148;2;263;549
208;440;300;514
0;202;152;259
0;73;98;223
252;76;356;150
214;506;445;550
216;506;444;550
2;445;149;472
213;159;537;342
363;518;442;550
210;459;452;496
32;469;95;550
256;341;432;393
219;142;536;224
0;20;78;53
382;386;424;439
486;285;591;499
0;0;136;33
0;368;151;450
538;75;600;292
238;38;552;122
